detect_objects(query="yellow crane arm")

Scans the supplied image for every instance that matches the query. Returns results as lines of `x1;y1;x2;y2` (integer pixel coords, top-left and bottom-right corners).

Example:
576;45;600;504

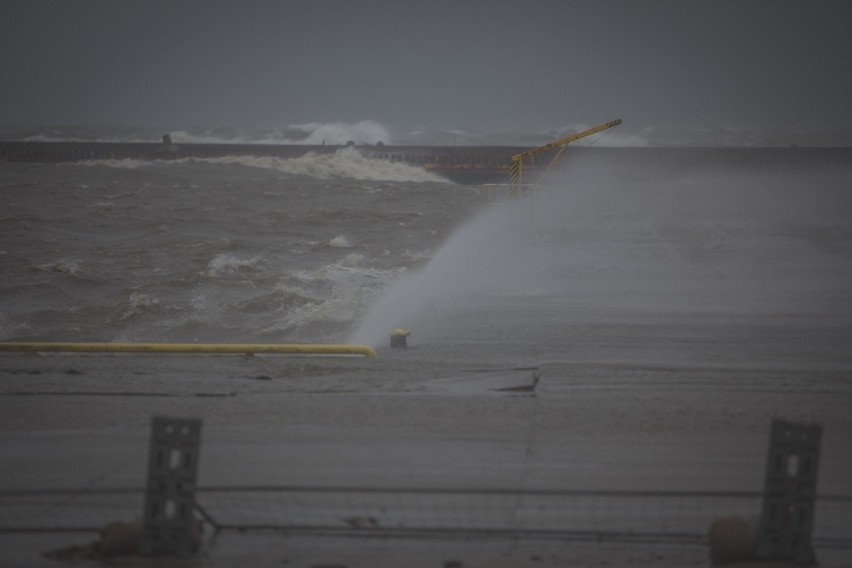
509;118;622;189
511;119;623;162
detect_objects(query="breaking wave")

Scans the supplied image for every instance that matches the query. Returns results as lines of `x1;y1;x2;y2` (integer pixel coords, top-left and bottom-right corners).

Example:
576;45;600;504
118;292;159;321
204;254;266;277
329;235;354;248
194;148;447;182
284;121;390;145
32;260;81;275
261;261;403;335
78;159;149;169
170;120;391;145
76;147;448;182
8;121;852;147
9;121;392;145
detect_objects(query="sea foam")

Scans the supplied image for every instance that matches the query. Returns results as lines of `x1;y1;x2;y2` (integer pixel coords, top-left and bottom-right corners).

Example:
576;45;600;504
74;148;447;183
204;254;266;277
193;148;447;182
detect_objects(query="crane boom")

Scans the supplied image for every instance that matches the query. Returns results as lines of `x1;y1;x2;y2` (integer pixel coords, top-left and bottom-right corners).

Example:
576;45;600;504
510;118;622;189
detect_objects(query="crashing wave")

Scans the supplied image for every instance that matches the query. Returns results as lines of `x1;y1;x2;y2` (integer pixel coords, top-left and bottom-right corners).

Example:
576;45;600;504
191;148;447;182
170;120;391;145
72;147;447;182
328;235;353;248
204;254;266;277
33;260;81;275
78;158;149;169
118;292;159;321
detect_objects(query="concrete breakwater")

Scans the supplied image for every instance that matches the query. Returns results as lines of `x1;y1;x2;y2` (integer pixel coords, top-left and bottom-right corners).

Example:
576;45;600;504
2;141;851;185
0;141;523;184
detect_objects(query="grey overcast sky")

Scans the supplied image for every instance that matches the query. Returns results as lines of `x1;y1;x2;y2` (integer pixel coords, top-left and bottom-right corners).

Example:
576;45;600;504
2;0;851;136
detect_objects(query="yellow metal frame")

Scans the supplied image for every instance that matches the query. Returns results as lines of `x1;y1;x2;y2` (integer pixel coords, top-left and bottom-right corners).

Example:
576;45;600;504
510;118;622;195
0;342;377;358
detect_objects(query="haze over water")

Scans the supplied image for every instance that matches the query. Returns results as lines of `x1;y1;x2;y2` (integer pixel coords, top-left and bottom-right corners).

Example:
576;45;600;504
1;142;850;358
3;1;852;563
2;132;852;567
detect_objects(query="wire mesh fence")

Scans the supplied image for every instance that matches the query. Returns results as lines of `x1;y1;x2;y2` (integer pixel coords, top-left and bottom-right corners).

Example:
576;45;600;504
1;486;850;549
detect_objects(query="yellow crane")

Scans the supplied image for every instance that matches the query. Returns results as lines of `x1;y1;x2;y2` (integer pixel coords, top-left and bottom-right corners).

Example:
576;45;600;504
510;118;622;195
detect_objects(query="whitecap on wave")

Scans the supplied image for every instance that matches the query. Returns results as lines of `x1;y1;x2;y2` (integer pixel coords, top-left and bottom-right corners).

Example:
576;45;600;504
204;254;266;277
72;148;448;183
260;259;405;335
33;260;81;275
0;311;33;340
118;292;159;321
192;148;447;182
170;120;391;145
328;235;353;248
78;158;148;169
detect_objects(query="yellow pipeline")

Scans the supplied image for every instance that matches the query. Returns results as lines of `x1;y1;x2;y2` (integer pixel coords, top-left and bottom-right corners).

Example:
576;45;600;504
0;342;377;358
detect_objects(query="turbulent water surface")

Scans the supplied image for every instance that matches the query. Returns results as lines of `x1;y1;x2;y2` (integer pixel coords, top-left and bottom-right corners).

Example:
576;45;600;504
0;152;476;344
3;146;852;566
2;147;851;351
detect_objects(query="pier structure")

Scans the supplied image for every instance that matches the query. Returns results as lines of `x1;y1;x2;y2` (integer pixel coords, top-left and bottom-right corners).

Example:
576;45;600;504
0;140;528;184
3;139;851;186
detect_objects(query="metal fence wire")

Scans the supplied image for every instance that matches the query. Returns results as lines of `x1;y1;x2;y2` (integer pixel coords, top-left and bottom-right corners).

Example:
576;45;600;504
1;487;850;549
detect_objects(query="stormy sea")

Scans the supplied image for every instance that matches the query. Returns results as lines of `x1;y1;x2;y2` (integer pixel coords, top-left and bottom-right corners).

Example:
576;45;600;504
3;144;851;349
1;133;852;567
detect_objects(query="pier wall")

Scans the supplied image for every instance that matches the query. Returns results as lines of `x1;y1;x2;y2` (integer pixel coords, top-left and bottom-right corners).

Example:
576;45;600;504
2;142;850;185
0;141;525;184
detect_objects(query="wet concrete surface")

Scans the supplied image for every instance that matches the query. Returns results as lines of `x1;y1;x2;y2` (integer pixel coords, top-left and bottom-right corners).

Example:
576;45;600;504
2;310;852;566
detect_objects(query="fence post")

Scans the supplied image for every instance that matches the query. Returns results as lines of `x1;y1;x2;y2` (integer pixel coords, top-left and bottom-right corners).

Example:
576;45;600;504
140;416;203;556
756;418;822;565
